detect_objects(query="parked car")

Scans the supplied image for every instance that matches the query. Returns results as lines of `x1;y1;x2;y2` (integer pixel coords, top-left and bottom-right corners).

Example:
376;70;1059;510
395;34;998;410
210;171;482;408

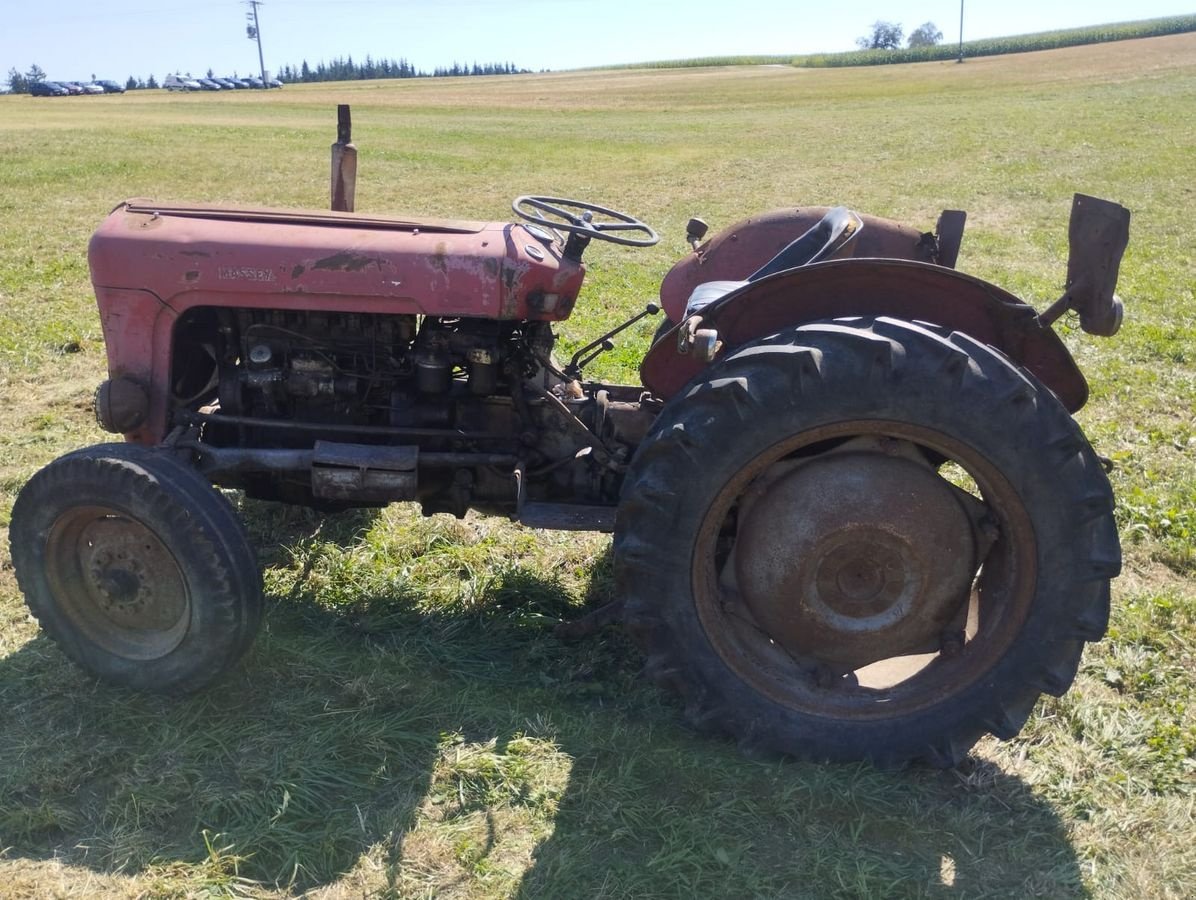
212;78;236;89
81;82;105;95
60;82;85;95
164;75;202;91
30;81;70;97
223;77;249;89
266;78;283;89
245;77;265;89
94;80;126;94
196;79;222;91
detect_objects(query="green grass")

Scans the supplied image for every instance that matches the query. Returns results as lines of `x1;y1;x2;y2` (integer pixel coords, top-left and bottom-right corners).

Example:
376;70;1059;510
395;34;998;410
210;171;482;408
0;32;1194;898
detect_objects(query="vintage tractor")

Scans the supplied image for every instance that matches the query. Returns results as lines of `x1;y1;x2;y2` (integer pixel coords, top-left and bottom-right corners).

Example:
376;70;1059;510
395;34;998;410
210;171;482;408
8;116;1131;766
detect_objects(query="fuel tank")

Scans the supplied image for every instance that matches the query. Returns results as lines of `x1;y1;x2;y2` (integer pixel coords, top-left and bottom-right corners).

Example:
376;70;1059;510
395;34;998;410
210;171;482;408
88;200;585;321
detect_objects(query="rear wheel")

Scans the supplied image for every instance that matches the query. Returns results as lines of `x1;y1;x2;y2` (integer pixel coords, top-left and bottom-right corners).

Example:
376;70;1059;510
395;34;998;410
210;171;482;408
10;444;263;692
615;317;1119;766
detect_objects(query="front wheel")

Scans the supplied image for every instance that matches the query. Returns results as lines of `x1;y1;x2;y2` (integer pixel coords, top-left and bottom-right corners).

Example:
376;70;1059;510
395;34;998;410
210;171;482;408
10;444;263;692
615;317;1119;766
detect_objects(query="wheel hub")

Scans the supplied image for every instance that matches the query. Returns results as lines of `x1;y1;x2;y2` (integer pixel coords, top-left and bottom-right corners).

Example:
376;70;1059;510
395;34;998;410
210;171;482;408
734;449;977;670
45;510;190;651
811;529;913;621
90;550;148;609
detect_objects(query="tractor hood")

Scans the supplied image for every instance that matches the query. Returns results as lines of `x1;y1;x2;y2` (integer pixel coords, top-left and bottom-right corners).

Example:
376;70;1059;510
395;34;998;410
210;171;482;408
89;200;586;321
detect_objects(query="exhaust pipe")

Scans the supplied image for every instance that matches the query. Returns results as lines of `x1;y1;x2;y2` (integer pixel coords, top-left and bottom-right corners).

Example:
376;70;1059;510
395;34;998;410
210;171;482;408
331;104;357;213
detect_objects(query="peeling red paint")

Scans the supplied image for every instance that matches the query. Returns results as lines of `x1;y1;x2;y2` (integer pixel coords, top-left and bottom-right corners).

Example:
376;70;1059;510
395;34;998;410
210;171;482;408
313;252;379;272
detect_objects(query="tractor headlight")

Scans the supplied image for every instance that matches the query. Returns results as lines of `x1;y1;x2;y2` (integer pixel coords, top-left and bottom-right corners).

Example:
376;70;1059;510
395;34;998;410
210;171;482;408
94;378;149;433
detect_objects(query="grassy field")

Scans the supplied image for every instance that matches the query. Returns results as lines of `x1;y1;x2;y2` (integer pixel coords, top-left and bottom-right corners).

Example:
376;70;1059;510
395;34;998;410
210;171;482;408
0;32;1193;898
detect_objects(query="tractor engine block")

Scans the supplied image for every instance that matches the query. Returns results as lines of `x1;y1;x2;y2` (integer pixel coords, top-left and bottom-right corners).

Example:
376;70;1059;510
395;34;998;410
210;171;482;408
170;308;527;430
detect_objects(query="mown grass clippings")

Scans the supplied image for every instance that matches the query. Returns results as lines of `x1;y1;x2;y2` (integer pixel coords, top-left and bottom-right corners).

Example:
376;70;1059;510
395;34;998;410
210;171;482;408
0;32;1194;898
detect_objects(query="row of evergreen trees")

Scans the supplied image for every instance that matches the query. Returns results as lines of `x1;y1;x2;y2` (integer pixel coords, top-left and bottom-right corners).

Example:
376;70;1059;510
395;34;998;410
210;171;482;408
5;57;530;93
278;56;529;82
6;67;179;92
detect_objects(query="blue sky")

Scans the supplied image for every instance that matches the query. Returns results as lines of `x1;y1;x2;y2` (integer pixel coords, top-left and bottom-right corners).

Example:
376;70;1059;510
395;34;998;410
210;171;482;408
3;1;1193;83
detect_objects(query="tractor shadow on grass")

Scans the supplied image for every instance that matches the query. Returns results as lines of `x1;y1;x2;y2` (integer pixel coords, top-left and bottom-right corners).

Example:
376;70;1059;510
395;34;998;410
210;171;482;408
0;513;1086;897
518;738;1090;898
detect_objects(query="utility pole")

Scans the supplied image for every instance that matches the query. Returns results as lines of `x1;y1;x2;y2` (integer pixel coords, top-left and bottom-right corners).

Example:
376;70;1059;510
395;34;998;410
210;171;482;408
958;0;965;63
245;1;268;83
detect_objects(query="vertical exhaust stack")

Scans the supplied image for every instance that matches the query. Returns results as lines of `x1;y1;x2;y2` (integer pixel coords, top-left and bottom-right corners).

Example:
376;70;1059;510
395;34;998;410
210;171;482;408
331;104;357;213
1042;194;1131;336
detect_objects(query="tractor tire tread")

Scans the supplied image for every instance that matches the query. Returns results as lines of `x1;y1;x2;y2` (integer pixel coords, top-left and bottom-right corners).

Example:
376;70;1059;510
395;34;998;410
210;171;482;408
615;316;1118;767
9;444;262;693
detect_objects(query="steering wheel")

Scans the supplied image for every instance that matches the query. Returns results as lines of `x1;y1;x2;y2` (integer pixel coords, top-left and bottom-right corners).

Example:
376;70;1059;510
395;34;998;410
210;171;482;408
512;196;659;248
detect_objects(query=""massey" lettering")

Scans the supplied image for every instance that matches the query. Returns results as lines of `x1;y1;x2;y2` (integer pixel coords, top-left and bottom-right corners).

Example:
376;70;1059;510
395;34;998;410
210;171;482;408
218;266;277;282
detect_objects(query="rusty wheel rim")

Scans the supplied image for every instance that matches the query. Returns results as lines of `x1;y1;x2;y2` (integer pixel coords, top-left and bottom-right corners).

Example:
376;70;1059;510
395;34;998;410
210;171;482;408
45;506;190;660
692;420;1036;720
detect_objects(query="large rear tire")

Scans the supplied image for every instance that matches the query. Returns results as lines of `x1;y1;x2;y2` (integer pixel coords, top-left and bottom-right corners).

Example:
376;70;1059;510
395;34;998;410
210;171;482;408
615;317;1119;766
10;444;263;693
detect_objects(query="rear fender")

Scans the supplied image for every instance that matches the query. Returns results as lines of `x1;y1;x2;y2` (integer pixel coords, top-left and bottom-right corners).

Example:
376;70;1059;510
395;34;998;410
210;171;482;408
641;258;1089;412
659;207;940;322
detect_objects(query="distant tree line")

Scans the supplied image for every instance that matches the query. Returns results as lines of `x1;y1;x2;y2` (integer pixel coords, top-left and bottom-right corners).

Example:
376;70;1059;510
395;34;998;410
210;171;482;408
4;64;161;92
5;64;44;93
807;14;1196;68
5;56;530;93
856;21;943;51
275;55;530;83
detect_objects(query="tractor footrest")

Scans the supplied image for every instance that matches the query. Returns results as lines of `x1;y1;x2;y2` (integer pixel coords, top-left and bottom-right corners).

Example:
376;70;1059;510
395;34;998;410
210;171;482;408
518;503;614;532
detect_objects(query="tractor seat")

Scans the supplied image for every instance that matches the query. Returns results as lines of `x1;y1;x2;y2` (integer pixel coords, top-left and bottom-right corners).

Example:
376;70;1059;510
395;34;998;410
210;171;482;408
685;206;862;317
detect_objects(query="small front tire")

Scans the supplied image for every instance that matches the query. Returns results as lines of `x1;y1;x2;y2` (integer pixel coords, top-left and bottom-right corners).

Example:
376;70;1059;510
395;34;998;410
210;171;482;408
10;444;263;693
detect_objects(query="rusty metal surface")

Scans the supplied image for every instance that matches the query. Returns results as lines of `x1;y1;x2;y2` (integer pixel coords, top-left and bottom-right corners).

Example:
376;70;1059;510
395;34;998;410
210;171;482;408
312;467;417;503
658;207;936;322
330;104;357;213
94;377;149;433
45;506;190;660
1059;193;1130;336
691;419;1039;720
91;201;585;324
733;447;976;671
91;202;587;442
312;441;418;472
935;210;967;269
641;258;1090;412
192;445;518;481
92;287;177;445
118;200;486;233
310;441;418;503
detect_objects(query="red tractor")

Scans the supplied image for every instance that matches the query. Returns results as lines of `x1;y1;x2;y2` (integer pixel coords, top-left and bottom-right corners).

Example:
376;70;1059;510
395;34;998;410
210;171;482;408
9;123;1130;766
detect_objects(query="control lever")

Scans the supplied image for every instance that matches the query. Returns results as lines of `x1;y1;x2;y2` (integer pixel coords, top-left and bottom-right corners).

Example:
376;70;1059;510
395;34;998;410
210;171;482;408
565;304;661;379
